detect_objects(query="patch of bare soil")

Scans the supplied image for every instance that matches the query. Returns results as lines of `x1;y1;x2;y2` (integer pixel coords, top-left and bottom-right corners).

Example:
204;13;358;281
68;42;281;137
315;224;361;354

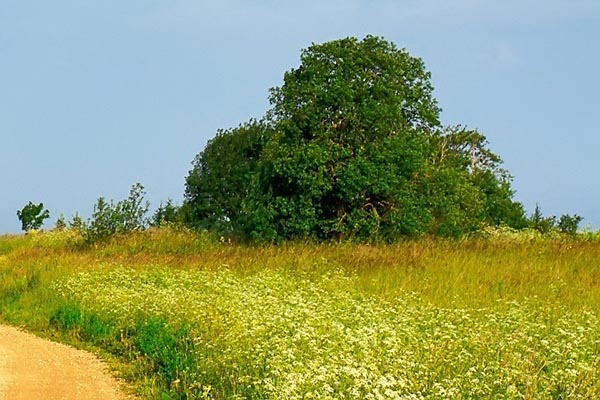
0;324;133;400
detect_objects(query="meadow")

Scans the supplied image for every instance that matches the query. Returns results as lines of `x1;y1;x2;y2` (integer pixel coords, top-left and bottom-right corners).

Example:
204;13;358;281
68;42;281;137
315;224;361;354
1;228;599;399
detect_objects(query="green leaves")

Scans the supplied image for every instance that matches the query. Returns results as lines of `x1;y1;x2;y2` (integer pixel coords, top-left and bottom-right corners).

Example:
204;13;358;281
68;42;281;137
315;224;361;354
85;183;150;243
260;36;441;241
184;120;271;236
16;201;50;231
184;36;527;242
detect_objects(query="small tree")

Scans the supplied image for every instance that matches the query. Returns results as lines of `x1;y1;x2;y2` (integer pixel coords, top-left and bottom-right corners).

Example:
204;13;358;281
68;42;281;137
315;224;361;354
529;204;556;234
69;212;85;231
86;183;150;242
86;197;115;241
151;199;181;227
557;214;583;236
16;202;50;231
114;183;149;232
55;214;67;231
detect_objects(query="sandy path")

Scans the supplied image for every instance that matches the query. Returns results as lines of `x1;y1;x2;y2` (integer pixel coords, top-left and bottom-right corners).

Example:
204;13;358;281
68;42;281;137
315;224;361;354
0;324;132;400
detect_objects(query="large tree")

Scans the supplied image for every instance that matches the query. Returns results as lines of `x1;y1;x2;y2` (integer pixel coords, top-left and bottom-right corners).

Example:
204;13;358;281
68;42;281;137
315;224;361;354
424;126;526;235
258;36;442;240
184;36;526;241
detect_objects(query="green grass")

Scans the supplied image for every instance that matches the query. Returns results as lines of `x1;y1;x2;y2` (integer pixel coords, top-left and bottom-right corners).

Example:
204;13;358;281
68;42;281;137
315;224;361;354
1;228;600;399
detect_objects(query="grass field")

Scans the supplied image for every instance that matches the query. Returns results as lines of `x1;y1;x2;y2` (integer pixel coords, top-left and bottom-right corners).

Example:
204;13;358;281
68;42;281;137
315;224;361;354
1;228;599;399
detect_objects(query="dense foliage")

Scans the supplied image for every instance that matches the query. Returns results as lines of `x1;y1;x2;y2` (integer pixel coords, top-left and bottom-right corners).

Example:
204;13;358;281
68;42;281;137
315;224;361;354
16;201;50;231
184;36;527;241
183;120;271;236
151;199;182;227
85;183;149;242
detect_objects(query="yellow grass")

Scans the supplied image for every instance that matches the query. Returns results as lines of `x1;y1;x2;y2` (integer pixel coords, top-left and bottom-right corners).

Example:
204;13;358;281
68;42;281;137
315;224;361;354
1;228;599;398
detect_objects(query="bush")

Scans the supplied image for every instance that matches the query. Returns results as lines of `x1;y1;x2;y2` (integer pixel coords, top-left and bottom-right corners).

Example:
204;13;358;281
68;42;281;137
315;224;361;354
54;214;67;231
529;205;583;237
69;212;85;231
85;183;149;243
557;214;583;236
529;205;556;234
150;199;182;227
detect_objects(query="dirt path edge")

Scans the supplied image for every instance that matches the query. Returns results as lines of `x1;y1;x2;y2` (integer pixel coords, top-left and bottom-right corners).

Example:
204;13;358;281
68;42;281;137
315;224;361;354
0;324;134;400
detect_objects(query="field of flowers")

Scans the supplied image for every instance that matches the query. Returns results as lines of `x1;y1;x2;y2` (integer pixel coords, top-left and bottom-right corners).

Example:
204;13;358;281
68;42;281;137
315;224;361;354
2;229;600;399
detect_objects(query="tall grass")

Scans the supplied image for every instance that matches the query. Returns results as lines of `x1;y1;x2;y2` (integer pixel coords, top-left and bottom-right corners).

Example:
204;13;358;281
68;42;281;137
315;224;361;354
1;228;600;398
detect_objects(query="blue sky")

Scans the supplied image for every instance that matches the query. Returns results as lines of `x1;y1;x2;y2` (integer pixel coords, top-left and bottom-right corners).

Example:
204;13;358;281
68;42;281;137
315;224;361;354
1;1;599;233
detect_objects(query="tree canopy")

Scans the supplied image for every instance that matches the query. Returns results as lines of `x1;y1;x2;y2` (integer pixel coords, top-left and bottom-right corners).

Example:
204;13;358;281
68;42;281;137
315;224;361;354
184;36;527;242
16;201;50;232
183;120;271;236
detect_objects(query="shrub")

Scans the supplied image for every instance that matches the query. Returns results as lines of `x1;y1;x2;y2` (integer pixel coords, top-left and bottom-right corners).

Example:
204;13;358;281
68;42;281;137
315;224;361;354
529;204;556;234
151;199;182;227
557;214;583;236
69;212;85;231
54;214;67;231
85;183;149;243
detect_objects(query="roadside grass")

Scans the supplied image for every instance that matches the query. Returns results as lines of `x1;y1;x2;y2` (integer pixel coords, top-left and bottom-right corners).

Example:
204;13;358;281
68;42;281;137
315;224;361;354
1;228;599;398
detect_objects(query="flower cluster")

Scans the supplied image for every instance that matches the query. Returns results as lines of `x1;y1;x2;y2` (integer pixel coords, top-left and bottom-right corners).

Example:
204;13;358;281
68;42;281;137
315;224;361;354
56;266;600;399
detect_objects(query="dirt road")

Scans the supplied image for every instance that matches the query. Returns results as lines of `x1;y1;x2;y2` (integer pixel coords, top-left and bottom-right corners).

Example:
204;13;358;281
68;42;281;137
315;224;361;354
0;324;132;400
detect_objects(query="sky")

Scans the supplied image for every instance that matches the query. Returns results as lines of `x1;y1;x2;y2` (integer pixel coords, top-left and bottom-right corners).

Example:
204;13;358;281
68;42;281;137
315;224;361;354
1;0;599;233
